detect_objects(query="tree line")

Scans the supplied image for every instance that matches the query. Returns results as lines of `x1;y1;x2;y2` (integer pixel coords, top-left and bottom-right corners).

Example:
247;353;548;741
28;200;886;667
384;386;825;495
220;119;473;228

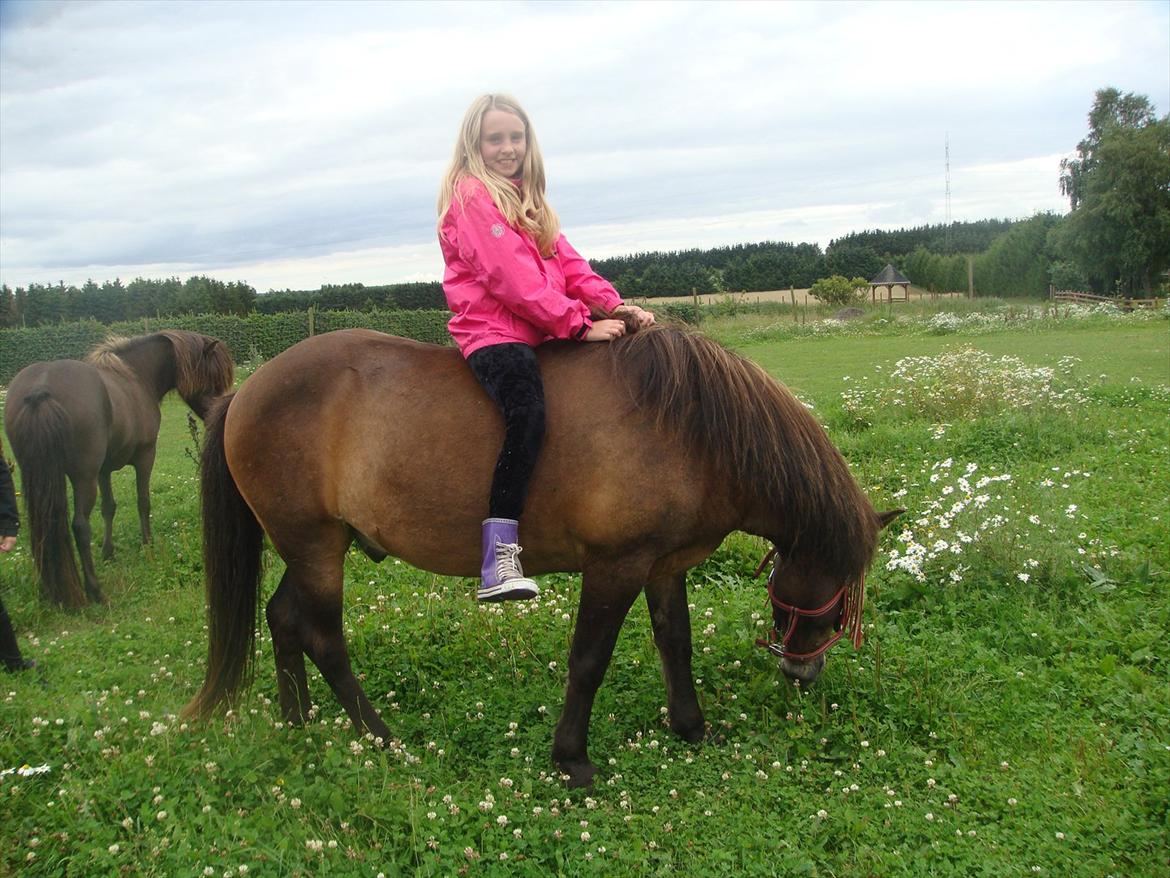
1;217;1020;328
0;276;257;330
3;87;1165;330
588;220;1018;298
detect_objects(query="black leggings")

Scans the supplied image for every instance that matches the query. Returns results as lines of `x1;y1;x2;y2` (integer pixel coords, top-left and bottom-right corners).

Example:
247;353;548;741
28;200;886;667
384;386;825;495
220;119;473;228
466;343;546;522
0;594;24;671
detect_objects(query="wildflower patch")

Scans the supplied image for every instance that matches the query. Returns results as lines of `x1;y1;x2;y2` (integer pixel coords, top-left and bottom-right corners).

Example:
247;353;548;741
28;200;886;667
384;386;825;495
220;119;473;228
841;347;1088;424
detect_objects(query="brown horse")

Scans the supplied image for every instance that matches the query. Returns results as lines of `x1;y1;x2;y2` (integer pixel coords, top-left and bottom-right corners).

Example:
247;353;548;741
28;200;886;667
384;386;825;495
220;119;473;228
4;331;234;607
183;326;898;787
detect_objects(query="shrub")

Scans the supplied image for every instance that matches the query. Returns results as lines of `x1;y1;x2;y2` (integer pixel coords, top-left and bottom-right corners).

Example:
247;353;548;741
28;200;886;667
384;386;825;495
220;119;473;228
809;275;867;307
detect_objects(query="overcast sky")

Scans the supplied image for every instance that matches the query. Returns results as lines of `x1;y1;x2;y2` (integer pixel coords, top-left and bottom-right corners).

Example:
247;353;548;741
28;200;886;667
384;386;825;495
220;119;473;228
1;0;1167;293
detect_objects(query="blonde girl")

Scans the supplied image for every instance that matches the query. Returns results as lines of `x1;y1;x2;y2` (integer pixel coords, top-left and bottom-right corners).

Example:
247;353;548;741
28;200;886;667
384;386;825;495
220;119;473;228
438;93;653;601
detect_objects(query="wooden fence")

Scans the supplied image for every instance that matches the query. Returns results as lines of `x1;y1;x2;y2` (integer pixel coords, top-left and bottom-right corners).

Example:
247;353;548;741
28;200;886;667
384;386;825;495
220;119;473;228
1050;288;1165;310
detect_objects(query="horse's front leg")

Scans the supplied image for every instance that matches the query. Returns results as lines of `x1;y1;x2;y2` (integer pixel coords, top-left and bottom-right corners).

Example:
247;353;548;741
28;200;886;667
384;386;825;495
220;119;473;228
98;471;116;560
70;476;105;604
133;447;156;546
552;564;642;788
645;571;705;743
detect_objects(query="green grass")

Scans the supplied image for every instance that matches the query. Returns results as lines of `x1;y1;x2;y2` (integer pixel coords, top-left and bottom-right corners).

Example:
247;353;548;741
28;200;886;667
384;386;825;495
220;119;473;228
1;309;1167;876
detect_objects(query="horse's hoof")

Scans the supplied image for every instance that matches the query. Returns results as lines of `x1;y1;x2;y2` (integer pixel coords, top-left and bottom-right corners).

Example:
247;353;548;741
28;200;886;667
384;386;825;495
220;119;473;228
670;718;706;744
557;760;597;789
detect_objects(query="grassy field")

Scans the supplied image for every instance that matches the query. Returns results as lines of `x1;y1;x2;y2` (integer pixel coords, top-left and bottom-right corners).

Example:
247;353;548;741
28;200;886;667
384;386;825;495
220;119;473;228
1;303;1167;876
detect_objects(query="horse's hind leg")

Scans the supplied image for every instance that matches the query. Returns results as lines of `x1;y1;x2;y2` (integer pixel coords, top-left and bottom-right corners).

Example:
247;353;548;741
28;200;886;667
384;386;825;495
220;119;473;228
70;475;105;604
265;571;311;725
552;562;642;788
645;571;705;742
286;556;392;742
98;471;116;560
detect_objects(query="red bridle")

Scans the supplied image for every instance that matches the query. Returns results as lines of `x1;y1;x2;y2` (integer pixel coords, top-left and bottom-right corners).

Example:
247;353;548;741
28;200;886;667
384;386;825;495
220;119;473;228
753;547;866;662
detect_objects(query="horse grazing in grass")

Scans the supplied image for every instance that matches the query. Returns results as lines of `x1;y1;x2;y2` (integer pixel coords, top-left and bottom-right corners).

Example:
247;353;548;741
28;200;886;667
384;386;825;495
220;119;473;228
183;326;899;787
4;331;234;607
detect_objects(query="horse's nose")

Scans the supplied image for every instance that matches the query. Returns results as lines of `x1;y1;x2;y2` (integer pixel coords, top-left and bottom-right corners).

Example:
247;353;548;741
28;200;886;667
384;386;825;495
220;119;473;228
780;654;825;686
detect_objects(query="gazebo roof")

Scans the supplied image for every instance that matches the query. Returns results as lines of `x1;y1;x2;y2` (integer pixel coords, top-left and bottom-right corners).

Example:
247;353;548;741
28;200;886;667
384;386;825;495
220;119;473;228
870;263;911;285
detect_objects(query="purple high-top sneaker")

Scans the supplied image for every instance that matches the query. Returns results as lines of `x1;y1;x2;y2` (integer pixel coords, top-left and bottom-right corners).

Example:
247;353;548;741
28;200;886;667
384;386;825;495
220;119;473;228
478;518;539;602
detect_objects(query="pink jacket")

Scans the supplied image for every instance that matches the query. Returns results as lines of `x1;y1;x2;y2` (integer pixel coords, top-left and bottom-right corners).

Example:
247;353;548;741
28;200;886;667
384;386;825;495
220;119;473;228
439;177;623;357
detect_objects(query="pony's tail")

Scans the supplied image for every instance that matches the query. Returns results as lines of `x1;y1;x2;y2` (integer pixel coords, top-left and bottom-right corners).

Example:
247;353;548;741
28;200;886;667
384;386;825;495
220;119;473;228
182;393;265;722
6;392;87;608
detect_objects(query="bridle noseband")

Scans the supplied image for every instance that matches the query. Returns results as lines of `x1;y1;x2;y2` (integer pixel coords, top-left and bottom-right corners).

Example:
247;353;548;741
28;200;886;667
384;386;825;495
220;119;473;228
753;546;865;662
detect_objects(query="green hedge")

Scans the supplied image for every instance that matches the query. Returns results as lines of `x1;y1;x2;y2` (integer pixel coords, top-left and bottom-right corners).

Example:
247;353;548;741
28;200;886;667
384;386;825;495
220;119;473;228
0;309;452;385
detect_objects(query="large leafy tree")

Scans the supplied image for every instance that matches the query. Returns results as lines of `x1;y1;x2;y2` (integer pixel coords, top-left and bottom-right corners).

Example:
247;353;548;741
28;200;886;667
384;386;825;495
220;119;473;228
1056;88;1170;294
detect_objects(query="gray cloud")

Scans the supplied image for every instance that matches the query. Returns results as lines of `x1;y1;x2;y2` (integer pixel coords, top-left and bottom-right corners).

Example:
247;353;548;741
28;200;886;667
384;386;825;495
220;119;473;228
2;0;1167;291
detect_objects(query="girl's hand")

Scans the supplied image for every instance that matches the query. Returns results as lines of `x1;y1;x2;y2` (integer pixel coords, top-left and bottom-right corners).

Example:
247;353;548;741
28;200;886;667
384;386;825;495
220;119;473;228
584;319;626;341
613;304;656;329
0;536;16;553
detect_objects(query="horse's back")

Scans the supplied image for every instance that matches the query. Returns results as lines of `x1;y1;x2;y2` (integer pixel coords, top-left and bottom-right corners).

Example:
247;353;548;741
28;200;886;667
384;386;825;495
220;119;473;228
223;330;711;577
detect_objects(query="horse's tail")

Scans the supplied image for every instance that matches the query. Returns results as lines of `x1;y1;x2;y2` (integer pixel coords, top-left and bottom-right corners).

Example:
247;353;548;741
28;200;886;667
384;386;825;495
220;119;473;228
5;391;87;608
182;393;265;721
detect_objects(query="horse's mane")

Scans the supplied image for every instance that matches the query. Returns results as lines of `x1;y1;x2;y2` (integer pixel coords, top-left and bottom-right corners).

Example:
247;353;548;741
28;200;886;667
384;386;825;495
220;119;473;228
158;330;235;399
607;325;879;580
86;331;233;399
86;335;138;384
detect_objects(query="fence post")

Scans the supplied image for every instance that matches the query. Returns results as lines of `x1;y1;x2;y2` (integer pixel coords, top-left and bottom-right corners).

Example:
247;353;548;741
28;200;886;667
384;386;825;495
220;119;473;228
790;286;797;323
308;304;316;337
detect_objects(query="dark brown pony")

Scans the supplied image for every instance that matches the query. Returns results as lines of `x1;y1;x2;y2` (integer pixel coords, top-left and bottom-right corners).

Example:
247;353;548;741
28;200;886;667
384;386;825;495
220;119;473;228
4;331;234;607
184;326;898;787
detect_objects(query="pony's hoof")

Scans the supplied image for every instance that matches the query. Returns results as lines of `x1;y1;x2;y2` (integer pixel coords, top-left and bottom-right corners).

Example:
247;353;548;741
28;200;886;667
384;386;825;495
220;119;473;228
670;715;706;743
557;759;597;789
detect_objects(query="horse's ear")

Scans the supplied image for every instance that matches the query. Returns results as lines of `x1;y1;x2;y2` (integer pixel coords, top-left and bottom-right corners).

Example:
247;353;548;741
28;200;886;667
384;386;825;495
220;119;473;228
877;508;905;530
203;339;219;356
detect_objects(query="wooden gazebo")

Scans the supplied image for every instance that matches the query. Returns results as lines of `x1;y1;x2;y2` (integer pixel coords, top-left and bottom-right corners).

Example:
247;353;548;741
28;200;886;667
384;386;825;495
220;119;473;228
870;264;911;303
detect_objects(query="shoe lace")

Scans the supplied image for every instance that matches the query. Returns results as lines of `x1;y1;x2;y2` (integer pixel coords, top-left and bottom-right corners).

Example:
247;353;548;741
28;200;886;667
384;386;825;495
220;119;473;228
495;541;525;581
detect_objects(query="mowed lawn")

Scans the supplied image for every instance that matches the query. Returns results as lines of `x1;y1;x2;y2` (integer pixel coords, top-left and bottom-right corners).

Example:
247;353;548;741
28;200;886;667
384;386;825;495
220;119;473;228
1;313;1167;877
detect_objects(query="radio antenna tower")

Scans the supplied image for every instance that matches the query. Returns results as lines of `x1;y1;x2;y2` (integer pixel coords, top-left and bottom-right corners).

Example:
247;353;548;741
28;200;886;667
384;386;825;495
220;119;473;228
944;133;952;253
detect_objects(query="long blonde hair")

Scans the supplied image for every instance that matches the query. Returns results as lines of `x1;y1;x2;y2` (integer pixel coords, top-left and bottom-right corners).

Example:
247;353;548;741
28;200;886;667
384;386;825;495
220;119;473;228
437;94;560;256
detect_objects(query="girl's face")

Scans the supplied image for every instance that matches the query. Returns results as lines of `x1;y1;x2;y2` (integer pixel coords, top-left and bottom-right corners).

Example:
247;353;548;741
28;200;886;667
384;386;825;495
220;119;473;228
479;109;526;178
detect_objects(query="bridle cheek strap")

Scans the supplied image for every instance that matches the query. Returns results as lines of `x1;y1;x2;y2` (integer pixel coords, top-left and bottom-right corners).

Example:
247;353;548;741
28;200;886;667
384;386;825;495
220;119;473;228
753;549;867;661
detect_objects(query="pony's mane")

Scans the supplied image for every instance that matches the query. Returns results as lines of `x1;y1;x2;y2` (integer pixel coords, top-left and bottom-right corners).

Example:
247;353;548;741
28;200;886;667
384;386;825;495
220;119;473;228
606;325;879;580
86;335;138;383
158;330;234;400
86;331;234;399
